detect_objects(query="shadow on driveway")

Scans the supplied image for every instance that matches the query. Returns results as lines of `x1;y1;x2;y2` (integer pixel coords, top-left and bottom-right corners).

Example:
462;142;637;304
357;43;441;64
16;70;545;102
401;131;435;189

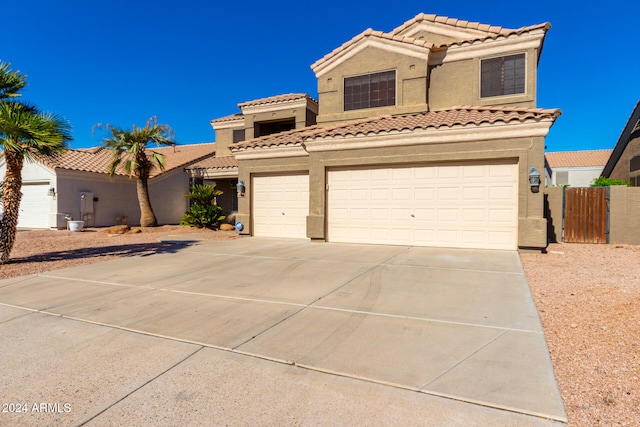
8;240;199;264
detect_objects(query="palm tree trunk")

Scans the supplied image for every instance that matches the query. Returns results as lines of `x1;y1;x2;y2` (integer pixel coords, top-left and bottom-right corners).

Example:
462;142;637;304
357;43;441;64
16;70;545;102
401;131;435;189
137;177;157;227
0;151;24;264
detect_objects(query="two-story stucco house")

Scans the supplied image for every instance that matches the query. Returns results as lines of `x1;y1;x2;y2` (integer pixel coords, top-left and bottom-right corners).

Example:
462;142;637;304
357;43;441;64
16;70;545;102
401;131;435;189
209;13;562;251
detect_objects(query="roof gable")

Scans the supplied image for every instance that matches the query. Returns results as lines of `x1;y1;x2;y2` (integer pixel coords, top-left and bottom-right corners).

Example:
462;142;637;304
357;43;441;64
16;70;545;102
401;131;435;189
311;29;431;77
602;100;640;177
391;13;510;44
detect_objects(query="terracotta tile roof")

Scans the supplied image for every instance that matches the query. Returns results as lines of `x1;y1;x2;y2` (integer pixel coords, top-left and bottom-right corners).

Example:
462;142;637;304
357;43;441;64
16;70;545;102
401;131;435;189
210;113;243;124
185;155;238;170
545;150;613;169
311;29;431;71
231;106;562;151
238;93;318;109
231;125;321;151
391;13;513;36
38;143;216;178
437;22;550;49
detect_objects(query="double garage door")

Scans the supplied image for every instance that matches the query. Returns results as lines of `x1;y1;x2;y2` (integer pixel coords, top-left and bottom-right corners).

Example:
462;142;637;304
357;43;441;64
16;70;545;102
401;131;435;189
252;162;518;250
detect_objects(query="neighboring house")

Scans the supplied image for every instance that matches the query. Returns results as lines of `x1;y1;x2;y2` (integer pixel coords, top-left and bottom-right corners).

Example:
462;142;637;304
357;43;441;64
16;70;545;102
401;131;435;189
544;149;613;187
0;143;216;228
213;13;562;251
184;93;318;221
602;100;640;186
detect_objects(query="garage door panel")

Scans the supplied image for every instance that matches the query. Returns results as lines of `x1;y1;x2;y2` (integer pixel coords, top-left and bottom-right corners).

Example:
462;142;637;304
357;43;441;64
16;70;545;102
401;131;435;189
253;174;309;239
328;163;518;250
17;184;51;228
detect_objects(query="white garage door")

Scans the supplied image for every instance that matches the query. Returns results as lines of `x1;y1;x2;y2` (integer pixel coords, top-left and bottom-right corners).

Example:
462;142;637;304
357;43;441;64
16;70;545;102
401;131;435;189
253;174;309;239
327;162;518;250
18;183;51;228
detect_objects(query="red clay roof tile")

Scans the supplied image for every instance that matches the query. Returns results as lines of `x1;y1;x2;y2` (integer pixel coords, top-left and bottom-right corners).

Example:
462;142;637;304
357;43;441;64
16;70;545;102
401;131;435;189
545;150;613;168
37;143;216;178
231;106;562;152
238;93;318;109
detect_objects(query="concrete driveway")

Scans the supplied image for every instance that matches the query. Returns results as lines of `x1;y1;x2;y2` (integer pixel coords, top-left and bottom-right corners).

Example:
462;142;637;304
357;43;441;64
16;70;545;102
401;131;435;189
0;237;566;426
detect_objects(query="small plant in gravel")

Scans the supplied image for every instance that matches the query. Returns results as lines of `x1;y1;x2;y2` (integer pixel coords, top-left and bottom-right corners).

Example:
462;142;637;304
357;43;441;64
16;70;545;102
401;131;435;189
180;184;225;229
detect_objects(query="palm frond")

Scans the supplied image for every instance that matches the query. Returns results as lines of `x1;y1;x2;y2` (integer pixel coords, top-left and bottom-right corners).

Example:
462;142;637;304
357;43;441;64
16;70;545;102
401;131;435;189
0;62;27;100
0;101;71;161
98;117;176;177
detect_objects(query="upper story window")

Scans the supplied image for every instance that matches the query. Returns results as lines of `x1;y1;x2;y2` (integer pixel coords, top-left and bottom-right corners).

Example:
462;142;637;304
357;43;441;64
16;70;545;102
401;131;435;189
344;70;396;111
233;129;245;143
254;118;295;138
481;53;525;98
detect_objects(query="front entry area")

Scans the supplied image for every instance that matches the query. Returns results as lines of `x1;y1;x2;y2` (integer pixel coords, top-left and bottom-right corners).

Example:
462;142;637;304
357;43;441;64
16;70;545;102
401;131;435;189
327;162;518;250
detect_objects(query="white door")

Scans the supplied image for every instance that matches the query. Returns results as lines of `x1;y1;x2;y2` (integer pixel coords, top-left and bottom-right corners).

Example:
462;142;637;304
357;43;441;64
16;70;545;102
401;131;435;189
327;162;518;250
253;174;309;239
18;183;51;228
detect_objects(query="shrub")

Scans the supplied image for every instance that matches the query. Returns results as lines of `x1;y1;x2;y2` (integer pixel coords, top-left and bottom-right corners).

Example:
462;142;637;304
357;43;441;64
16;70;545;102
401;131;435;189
180;184;226;229
591;176;631;187
180;204;225;229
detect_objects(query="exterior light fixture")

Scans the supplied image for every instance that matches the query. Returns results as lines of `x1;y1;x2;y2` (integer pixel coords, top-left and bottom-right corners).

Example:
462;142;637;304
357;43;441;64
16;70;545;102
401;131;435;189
236;180;246;197
48;188;56;197
529;167;541;193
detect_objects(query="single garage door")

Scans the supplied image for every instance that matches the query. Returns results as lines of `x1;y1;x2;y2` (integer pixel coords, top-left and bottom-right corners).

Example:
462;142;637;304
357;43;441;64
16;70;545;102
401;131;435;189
18;183;51;228
253;174;309;239
327;162;518;250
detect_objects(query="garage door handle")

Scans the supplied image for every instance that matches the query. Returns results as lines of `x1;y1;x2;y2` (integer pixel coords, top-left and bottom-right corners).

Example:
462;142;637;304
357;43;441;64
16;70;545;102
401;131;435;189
411;214;415;218
282;212;285;215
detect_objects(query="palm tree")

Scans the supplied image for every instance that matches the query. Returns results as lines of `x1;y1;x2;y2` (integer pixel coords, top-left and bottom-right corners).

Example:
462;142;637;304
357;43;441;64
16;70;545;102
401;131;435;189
0;62;72;263
0;61;26;100
99;117;176;227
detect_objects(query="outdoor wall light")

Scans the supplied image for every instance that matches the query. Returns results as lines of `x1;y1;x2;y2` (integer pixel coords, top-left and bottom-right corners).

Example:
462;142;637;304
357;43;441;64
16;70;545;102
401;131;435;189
236;180;246;197
529;167;541;193
48;188;56;197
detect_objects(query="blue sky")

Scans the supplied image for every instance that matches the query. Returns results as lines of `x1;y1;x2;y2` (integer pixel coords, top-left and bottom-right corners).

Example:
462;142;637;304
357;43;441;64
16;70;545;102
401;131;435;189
3;1;639;152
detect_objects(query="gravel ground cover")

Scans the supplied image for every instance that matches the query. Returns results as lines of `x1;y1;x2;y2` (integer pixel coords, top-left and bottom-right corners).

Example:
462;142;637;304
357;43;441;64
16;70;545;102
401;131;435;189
0;228;638;425
521;243;640;426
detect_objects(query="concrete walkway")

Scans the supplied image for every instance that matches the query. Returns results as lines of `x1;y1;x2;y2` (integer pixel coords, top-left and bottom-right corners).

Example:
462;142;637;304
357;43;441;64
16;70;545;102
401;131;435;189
0;237;566;426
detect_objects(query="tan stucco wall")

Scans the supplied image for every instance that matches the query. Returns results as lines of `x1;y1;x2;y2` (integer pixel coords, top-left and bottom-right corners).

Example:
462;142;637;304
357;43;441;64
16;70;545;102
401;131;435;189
236;134;547;249
610;135;640;182
609;186;640;245
235;155;310;235
316;45;428;125
429;48;538;111
214;125;244;157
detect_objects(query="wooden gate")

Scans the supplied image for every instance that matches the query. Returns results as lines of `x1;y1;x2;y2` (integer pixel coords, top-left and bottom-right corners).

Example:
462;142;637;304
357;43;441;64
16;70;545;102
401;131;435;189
564;187;609;243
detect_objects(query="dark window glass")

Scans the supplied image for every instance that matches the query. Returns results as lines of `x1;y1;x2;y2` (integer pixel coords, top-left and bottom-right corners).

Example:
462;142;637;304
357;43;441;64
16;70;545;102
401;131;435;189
481;54;525;98
630;155;640;172
344;71;395;111
232;129;245;143
254;118;296;138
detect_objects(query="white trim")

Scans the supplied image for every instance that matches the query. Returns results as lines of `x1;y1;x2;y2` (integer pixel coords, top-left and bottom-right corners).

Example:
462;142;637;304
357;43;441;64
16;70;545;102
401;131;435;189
211;119;244;130
429;31;545;65
304;121;554;152
313;37;431;78
233;146;309;160
191;168;239;179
